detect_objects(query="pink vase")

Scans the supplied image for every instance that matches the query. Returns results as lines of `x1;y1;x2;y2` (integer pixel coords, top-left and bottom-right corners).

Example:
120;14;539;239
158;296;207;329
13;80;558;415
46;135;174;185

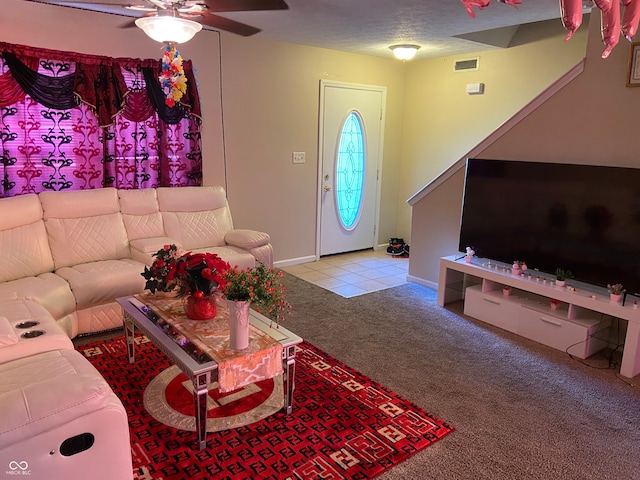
227;300;250;350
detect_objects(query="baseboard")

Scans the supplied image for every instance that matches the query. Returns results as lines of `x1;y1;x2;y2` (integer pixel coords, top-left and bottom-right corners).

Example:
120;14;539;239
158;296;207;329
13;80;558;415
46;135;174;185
275;246;406;268
407;274;437;291
274;255;317;268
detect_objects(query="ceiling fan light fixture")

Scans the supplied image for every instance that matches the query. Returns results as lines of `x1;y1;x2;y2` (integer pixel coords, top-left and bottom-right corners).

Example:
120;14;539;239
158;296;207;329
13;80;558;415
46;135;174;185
135;15;203;44
390;44;420;61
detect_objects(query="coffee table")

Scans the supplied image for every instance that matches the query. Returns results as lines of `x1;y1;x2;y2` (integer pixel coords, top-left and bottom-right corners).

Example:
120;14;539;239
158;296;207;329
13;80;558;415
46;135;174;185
117;295;302;450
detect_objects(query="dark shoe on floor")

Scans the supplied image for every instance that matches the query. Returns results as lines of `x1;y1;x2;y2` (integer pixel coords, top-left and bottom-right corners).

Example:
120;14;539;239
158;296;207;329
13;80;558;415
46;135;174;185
386;244;405;255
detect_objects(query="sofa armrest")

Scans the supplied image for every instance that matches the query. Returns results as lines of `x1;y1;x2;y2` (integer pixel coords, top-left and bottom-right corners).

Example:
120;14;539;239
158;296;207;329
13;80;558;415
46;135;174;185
224;229;270;250
129;237;181;265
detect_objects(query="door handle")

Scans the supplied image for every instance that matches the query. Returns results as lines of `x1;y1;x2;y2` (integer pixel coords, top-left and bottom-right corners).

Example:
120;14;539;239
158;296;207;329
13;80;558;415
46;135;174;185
324;185;331;192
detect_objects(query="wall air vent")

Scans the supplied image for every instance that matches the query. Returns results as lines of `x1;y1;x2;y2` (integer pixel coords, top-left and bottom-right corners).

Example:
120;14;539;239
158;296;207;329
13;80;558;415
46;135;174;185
454;57;479;72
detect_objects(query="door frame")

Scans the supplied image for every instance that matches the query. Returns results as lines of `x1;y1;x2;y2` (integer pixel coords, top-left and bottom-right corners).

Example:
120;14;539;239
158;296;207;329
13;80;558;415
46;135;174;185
316;80;386;260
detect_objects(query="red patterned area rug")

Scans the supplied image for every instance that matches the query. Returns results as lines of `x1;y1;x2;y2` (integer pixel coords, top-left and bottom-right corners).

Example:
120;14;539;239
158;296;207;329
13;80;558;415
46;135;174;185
77;335;454;480
144;365;284;433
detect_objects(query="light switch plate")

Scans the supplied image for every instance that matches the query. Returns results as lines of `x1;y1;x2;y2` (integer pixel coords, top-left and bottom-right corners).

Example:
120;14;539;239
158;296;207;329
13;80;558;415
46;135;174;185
292;152;306;164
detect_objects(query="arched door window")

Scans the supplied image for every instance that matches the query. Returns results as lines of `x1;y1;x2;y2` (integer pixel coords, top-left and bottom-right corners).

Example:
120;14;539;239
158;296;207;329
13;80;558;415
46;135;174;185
335;111;365;230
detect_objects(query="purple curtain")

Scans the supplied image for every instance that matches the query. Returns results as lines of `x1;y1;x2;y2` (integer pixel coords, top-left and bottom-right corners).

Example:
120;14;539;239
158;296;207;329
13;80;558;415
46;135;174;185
0;42;203;197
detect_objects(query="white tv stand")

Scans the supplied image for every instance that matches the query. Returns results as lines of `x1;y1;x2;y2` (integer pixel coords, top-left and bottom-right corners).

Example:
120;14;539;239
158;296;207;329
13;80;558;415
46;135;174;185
438;255;640;378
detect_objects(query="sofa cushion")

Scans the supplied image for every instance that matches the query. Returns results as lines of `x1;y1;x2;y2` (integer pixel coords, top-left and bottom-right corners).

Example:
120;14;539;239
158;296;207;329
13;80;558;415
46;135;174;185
0;193;42;230
0;349;112;451
0;194;55;282
162;210;230;250
118;187;159;215
157;185;228;212
129;237;182;265
0;273;76;321
118;188;165;241
55;259;146;309
158;186;234;250
225;229;270;249
123;211;165;241
40;189;130;268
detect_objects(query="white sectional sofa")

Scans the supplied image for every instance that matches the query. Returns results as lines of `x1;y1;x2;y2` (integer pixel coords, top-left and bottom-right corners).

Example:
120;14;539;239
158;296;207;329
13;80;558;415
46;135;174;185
0;185;273;478
0;185;273;339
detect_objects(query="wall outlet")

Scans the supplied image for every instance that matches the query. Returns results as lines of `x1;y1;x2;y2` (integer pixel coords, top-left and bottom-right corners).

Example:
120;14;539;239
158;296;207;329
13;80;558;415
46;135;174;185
292;152;305;164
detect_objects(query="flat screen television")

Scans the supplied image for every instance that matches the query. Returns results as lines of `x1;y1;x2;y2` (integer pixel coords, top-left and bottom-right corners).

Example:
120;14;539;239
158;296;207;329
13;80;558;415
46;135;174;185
458;158;640;297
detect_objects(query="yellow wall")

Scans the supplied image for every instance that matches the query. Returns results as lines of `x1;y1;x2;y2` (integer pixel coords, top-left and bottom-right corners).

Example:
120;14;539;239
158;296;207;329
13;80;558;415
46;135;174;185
1;0;590;268
410;14;640;287
399;19;588;244
218;36;406;262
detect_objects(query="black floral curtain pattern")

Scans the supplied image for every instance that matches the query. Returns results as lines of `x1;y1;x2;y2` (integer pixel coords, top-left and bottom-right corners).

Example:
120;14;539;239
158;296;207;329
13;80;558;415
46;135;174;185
0;42;203;197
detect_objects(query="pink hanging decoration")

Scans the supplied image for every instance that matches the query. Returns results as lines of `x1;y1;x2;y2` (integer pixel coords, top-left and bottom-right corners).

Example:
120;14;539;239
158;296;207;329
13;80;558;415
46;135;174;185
460;0;491;18
593;0;613;12
600;0;621;58
622;0;640;40
560;0;583;40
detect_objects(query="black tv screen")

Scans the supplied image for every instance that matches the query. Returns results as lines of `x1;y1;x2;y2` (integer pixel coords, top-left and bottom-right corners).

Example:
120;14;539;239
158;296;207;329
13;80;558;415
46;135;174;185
458;159;640;296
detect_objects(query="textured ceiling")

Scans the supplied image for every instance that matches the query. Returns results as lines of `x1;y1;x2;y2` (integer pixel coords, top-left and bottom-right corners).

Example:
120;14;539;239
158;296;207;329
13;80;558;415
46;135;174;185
29;0;585;59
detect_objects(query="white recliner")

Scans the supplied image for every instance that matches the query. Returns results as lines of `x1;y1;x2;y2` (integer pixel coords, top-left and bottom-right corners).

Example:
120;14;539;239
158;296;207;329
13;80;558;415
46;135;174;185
0;349;133;480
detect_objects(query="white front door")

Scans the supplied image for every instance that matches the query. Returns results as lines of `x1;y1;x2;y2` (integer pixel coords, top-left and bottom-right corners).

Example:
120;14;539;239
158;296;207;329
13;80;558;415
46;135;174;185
318;81;385;257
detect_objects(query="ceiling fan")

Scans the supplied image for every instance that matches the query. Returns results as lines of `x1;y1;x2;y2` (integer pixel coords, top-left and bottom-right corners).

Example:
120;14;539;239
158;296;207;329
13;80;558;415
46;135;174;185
31;0;289;38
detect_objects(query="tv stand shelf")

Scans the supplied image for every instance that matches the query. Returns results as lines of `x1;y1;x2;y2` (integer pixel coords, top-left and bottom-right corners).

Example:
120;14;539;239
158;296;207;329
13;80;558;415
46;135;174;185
438;256;640;378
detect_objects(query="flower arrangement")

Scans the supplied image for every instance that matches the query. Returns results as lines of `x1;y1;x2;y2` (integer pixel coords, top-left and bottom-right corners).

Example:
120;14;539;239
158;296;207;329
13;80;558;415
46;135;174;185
607;283;625;295
464;247;475;263
141;244;230;297
513;260;527;270
159;45;187;107
141;244;182;293
555;268;574;281
221;262;291;326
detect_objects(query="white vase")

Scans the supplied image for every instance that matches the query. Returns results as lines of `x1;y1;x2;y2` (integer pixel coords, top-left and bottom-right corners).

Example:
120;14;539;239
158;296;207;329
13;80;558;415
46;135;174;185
227;300;250;350
610;293;622;304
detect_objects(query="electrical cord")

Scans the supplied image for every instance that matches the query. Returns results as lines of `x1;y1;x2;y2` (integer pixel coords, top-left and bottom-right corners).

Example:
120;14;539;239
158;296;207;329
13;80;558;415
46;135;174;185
565;315;634;386
216;30;228;195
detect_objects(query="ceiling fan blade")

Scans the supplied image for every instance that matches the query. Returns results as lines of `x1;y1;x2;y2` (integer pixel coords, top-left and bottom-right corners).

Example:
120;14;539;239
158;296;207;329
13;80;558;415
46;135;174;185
35;0;135;4
200;13;261;36
201;0;288;12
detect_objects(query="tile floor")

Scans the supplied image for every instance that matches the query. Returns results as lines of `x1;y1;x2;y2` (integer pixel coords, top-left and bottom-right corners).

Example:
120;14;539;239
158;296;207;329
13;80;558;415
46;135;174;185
282;249;409;298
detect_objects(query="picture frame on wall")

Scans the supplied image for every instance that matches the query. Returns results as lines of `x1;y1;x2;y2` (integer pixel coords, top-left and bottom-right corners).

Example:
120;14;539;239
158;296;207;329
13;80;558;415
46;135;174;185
627;43;640;86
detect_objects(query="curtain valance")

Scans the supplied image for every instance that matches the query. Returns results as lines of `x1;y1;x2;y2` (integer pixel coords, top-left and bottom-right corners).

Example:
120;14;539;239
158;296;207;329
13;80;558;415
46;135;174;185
0;42;203;197
0;41;201;126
